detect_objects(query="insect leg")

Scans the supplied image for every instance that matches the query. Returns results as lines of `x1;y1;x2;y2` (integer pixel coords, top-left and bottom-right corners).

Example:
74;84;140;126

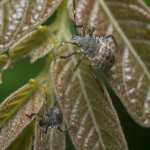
73;0;86;36
43;93;48;112
43;126;48;134
105;34;118;47
55;50;81;60
53;94;68;107
89;27;95;37
69;54;84;78
40;129;44;147
75;25;86;36
57;125;72;132
26;113;43;118
40;126;48;147
89;65;107;100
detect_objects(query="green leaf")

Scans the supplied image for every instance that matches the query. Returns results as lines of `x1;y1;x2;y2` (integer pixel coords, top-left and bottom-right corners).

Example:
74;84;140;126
0;79;45;149
0;54;8;72
9;26;57;64
68;0;150;127
51;46;128;150
0;0;62;54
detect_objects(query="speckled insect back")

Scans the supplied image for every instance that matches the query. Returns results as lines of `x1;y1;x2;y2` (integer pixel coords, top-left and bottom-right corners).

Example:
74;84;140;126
55;0;119;100
51;107;63;126
78;35;115;71
39;107;63;128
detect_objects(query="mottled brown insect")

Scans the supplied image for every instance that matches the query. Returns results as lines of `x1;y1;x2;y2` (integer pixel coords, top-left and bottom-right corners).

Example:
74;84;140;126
55;0;119;100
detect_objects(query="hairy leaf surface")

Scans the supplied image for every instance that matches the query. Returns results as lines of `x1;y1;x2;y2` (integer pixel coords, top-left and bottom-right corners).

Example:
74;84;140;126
68;0;150;127
6;121;34;150
0;80;44;150
0;0;62;53
9;26;56;64
51;47;128;150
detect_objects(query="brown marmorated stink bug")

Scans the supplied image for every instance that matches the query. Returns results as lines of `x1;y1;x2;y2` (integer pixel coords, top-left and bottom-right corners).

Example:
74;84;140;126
55;0;119;100
26;94;72;145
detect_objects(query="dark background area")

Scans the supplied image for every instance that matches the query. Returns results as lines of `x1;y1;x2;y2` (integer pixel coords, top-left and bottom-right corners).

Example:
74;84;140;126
0;1;150;150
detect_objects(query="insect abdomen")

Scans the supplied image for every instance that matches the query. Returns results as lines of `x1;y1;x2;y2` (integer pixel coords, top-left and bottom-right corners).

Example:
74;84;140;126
81;36;115;71
53;107;63;126
90;38;115;71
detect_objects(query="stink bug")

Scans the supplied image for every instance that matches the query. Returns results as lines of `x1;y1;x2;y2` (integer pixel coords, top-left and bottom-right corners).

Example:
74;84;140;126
26;94;72;145
55;0;119;100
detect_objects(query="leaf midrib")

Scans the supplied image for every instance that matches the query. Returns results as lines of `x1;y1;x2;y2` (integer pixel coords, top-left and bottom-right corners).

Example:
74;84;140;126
64;32;107;150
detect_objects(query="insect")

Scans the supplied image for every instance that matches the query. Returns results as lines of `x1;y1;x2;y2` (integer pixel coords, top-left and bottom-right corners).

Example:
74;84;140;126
55;0;119;100
26;94;72;145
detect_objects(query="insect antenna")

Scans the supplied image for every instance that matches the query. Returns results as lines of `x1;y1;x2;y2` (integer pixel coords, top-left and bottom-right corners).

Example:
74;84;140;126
56;42;76;51
73;0;77;34
53;94;68;108
33;118;40;121
72;0;86;36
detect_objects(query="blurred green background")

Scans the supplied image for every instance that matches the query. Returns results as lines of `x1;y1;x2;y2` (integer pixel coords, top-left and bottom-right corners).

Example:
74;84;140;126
0;0;150;150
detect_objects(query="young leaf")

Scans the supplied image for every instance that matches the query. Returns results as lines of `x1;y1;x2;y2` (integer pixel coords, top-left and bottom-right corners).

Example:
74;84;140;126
0;27;57;83
0;0;62;54
68;0;150;127
9;26;57;64
6;121;35;150
0;80;44;150
51;47;128;150
0;54;8;72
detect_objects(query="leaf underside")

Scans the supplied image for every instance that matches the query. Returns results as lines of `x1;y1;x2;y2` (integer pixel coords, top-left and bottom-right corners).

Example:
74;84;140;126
68;0;150;127
6;121;35;150
51;47;128;150
0;82;45;150
0;0;62;54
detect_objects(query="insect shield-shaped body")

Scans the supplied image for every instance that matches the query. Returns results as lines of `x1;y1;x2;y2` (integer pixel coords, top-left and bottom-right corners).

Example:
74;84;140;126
71;34;115;71
26;94;72;145
39;107;63;128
